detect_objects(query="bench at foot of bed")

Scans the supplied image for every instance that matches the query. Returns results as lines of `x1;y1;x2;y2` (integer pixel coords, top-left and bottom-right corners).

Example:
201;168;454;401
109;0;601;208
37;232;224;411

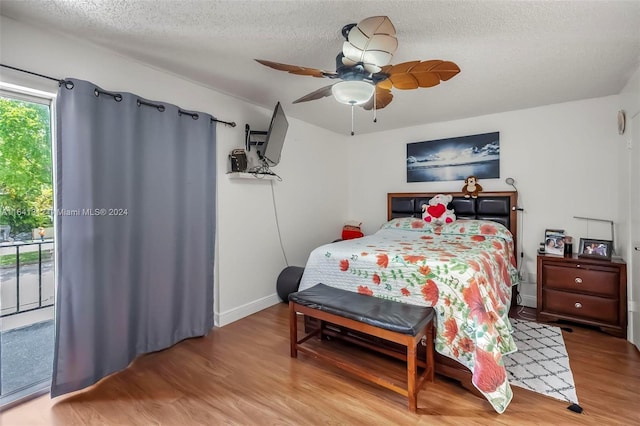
288;283;435;413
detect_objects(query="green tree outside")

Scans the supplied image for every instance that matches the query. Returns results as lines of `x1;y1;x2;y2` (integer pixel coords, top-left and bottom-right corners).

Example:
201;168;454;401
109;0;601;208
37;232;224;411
0;96;53;236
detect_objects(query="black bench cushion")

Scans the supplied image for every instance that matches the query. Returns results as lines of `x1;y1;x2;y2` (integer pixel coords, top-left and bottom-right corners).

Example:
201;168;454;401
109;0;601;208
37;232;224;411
289;284;435;336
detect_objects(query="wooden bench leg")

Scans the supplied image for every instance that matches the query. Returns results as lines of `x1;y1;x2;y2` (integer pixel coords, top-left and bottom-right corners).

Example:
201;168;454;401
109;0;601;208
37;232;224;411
289;302;298;358
290;300;435;413
427;322;434;382
407;342;417;413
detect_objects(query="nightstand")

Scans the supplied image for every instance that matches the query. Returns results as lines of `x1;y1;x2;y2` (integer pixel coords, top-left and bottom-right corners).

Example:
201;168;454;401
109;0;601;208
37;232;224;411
536;254;627;338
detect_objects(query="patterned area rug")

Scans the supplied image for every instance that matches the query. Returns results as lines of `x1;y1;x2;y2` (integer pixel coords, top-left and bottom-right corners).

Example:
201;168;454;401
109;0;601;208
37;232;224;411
504;319;578;404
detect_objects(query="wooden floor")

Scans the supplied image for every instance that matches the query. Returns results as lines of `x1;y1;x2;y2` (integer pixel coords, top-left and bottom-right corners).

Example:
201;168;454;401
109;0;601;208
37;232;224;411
3;304;639;425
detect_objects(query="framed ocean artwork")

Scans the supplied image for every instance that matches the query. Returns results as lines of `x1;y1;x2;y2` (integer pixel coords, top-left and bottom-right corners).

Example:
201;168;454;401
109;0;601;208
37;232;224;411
406;132;500;182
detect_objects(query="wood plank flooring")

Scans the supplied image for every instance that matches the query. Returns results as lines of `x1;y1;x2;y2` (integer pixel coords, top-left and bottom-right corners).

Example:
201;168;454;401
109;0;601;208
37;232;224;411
3;304;639;425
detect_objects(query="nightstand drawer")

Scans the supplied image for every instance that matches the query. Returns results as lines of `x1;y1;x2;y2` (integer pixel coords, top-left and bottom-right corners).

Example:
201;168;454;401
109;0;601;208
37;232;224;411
543;289;618;324
542;264;618;297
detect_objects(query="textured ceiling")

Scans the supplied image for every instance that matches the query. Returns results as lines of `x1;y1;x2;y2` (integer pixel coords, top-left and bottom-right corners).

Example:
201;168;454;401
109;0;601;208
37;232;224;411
1;0;639;135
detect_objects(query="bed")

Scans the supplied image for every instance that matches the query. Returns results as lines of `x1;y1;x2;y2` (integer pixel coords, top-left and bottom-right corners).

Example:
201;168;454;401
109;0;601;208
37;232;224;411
298;191;519;413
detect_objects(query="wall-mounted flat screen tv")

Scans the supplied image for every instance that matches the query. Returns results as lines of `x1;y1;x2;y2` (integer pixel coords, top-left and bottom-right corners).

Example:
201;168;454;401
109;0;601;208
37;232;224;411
258;102;288;166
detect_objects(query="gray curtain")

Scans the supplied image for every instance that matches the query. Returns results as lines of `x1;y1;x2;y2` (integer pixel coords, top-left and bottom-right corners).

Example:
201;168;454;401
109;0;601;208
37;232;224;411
51;79;215;397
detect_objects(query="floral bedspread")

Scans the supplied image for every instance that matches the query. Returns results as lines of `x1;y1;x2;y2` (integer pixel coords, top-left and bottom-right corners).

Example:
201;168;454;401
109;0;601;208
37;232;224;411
299;219;519;413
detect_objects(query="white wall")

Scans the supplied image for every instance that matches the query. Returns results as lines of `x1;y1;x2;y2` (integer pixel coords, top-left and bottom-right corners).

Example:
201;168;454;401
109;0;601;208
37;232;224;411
618;64;640;345
0;16;349;326
618;65;640;255
618;65;640;265
347;95;625;307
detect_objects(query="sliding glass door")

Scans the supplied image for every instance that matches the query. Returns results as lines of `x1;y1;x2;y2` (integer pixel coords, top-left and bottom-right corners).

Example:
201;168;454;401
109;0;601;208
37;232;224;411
0;86;55;408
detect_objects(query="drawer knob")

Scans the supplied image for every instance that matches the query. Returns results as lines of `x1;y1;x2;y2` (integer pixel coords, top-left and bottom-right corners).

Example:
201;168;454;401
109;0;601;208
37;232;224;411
574;302;582;309
576;264;581;268
574;277;583;284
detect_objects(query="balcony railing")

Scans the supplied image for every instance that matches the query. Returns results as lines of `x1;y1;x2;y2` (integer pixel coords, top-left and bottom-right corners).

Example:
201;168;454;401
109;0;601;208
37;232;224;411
0;239;54;318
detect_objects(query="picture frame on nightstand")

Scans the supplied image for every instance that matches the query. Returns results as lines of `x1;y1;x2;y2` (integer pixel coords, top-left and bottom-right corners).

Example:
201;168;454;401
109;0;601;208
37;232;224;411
544;229;565;256
578;238;613;260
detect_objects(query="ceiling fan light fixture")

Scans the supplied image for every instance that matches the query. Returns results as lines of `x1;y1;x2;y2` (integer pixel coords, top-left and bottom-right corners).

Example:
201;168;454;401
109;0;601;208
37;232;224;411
357;16;396;38
367;35;398;54
331;81;375;105
342;16;398;70
363;51;394;72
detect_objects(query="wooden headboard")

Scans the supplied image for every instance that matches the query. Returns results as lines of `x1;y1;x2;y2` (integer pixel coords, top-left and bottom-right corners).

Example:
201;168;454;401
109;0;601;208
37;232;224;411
387;191;518;245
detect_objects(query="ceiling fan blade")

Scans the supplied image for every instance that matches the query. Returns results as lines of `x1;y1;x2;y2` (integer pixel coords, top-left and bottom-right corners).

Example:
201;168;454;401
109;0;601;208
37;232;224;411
292;84;336;104
385;60;461;90
361;86;393;111
420;60;461;81
376;77;393;91
342;16;398;73
255;59;337;78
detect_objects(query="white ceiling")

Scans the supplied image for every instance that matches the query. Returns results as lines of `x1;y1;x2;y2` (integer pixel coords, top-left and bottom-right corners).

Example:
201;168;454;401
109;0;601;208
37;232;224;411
2;0;639;135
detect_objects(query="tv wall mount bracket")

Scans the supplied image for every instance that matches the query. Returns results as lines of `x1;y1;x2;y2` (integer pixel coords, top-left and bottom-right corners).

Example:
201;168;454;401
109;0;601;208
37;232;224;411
245;124;267;153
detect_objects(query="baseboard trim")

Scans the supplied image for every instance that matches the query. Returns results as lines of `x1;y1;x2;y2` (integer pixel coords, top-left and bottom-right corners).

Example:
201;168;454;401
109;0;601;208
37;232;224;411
215;293;281;327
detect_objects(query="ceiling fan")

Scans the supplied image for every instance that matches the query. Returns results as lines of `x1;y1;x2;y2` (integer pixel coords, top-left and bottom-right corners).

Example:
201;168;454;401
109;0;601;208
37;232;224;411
255;16;460;133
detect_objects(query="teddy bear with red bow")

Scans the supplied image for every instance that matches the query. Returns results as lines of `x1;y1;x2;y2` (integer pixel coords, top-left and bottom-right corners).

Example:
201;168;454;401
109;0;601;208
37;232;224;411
421;193;456;225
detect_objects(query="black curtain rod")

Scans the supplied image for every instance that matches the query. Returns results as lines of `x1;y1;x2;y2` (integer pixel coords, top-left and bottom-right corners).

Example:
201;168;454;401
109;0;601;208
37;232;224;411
1;63;237;128
211;117;237;127
1;63;66;84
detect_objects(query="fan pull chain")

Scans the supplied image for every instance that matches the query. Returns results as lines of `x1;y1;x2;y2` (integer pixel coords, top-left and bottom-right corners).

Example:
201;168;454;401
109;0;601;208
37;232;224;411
351;104;355;136
373;90;377;123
